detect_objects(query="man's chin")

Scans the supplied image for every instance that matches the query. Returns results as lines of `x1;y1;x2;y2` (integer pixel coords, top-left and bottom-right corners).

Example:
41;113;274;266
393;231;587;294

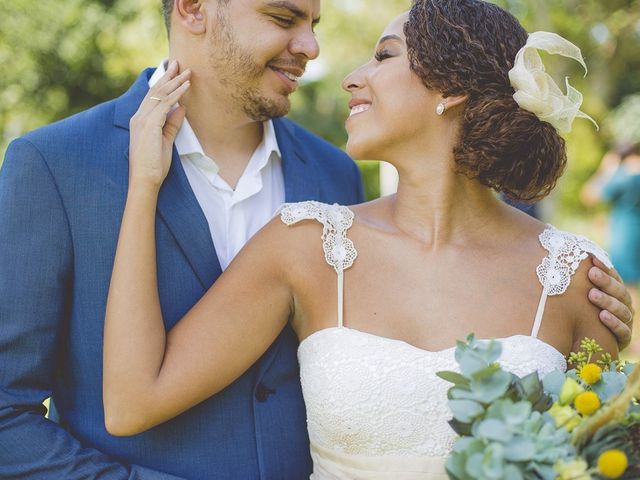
244;95;291;121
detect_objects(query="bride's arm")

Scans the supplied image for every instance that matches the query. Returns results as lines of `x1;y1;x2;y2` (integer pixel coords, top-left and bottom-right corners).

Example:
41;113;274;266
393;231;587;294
103;63;292;436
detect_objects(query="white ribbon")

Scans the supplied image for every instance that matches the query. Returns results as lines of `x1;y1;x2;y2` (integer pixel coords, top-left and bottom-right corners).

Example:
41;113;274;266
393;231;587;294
508;31;598;134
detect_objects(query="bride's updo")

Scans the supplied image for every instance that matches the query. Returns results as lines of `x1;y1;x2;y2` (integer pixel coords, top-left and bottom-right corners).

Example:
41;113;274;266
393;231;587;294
405;0;567;202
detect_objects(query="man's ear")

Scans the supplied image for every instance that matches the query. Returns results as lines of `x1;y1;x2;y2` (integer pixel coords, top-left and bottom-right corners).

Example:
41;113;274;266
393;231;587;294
174;0;207;35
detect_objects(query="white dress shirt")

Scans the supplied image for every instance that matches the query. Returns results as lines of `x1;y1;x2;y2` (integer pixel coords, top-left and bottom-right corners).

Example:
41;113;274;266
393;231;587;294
149;62;285;270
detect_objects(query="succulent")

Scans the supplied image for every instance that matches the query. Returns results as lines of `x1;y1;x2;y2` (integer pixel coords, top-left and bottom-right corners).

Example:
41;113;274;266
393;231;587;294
439;335;640;480
440;335;574;479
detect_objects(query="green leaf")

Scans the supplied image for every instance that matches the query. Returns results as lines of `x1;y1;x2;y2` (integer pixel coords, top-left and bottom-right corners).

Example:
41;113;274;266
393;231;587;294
519;372;543;398
448;418;473;436
449;387;477;401
530;463;558;480
503;465;524;480
465;452;485;478
623;362;636;376
471;364;501;381
470;371;513;403
458;353;490;378
449;399;485;423
437;370;471;387
542;370;566;397
503;436;536;461
452;436;484;454
592;371;627;401
475;418;513;443
502;401;532;426
445;454;467;480
481;443;506;479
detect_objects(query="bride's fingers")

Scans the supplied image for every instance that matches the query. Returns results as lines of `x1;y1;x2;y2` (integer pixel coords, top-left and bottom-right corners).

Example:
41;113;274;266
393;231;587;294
154;69;192;100
152;60;179;92
146;80;191;128
140;71;191;121
163;106;187;144
136;61;181;118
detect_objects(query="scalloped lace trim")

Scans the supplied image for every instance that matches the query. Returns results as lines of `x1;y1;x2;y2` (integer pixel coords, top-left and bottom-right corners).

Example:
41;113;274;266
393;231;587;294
279;201;357;274
537;226;612;296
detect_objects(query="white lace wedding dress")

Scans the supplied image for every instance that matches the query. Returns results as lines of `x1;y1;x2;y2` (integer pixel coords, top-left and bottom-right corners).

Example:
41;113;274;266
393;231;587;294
279;201;612;480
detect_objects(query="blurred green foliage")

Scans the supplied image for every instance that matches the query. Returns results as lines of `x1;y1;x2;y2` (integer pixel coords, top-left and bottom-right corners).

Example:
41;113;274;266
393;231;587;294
1;0;639;210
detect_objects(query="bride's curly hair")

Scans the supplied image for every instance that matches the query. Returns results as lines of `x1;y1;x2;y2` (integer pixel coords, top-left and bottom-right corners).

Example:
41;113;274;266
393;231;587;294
405;0;567;202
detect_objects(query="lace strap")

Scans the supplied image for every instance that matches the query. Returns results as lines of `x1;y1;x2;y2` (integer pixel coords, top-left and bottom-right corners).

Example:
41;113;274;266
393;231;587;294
531;226;613;338
279;201;357;328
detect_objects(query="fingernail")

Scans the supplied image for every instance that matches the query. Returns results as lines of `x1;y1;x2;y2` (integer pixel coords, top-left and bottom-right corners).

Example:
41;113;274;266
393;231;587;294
600;311;613;324
590;289;601;300
170;59;178;69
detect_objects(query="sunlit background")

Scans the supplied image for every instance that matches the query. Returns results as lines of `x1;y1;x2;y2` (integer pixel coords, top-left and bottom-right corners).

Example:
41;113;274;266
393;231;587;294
1;0;639;356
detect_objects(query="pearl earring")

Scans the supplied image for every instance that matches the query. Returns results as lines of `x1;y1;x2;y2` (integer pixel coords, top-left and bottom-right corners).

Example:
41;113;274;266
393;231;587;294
436;102;446;116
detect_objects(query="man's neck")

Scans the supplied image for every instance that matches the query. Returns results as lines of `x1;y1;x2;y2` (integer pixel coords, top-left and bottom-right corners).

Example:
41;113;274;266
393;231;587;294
181;89;265;188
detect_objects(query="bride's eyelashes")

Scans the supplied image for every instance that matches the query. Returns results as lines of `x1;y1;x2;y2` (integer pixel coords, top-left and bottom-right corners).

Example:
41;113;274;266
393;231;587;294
374;49;394;62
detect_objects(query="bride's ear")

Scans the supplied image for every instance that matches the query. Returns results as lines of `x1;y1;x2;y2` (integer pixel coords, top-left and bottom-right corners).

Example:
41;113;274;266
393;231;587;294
175;0;207;35
441;94;469;111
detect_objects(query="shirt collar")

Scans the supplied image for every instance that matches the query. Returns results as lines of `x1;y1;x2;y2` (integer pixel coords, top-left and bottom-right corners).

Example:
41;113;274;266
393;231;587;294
148;61;281;174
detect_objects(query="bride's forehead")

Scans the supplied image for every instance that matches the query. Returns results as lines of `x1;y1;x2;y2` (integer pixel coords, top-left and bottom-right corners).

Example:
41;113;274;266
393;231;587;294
381;11;410;39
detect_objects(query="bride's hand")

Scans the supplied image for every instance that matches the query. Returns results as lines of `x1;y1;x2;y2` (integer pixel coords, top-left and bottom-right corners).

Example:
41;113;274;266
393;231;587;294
128;60;191;189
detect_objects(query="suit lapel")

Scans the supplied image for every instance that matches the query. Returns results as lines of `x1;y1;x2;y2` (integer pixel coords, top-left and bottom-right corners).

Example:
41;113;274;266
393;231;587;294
156;149;222;288
274;118;321;203
114;69;221;289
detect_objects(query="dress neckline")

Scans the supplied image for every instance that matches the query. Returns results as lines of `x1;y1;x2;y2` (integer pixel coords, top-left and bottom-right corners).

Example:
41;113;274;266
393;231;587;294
298;326;566;364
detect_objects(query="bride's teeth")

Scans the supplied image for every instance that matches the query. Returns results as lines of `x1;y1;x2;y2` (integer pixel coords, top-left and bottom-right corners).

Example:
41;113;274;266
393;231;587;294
350;104;370;116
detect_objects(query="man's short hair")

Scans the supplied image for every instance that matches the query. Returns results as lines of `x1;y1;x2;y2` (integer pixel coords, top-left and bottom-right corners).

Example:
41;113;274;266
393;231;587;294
162;0;173;34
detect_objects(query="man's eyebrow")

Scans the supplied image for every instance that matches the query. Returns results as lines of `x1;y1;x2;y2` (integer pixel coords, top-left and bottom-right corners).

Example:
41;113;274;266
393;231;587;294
265;1;321;25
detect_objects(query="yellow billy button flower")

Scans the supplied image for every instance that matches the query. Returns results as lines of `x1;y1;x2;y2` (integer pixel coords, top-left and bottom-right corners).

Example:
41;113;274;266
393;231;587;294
574;391;601;416
579;363;602;385
559;378;585;405
597;449;628;478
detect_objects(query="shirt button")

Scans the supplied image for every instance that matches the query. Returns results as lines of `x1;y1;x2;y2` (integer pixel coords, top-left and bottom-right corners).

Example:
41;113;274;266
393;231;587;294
255;384;274;402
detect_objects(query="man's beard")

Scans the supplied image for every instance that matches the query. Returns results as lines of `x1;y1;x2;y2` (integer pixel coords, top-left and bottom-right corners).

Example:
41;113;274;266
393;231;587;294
208;13;291;121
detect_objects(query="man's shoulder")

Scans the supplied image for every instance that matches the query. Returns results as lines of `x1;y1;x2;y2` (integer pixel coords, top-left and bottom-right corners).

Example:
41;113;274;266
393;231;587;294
23;98;119;148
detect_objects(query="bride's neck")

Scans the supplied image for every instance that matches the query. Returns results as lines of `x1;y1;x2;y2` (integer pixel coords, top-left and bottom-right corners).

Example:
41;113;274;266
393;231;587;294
390;160;505;248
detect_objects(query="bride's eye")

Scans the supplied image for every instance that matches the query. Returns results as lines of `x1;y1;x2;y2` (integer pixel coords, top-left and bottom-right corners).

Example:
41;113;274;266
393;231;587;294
375;50;393;62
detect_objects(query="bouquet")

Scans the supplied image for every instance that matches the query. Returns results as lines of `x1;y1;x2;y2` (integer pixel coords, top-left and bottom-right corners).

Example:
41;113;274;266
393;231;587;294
439;336;640;480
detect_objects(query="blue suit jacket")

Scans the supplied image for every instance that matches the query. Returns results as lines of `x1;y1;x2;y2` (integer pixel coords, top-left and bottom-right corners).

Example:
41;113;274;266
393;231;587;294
0;69;365;479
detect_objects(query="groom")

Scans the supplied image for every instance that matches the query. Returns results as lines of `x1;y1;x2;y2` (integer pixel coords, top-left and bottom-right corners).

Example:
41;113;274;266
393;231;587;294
0;0;634;479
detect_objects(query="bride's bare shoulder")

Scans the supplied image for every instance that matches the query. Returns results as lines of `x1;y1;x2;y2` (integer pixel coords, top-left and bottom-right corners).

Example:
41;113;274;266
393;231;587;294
254;202;346;265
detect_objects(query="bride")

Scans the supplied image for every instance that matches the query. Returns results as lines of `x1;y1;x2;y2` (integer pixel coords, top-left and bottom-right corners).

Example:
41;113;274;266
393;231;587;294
104;0;625;477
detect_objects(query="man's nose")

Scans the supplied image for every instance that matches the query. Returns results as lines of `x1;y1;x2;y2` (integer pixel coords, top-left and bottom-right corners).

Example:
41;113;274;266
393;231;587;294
290;27;320;60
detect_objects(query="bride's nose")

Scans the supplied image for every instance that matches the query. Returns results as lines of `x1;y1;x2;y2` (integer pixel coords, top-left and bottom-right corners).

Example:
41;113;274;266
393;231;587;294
342;64;367;92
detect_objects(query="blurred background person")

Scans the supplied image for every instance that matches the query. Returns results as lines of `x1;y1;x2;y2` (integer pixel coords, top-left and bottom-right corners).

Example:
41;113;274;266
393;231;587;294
582;142;640;356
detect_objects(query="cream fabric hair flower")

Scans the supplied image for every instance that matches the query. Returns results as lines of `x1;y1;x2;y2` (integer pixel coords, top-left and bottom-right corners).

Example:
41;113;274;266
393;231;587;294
508;31;598;134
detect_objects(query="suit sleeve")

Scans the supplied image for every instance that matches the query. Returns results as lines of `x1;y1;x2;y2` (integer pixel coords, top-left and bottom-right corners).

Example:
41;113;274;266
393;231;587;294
0;138;184;480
